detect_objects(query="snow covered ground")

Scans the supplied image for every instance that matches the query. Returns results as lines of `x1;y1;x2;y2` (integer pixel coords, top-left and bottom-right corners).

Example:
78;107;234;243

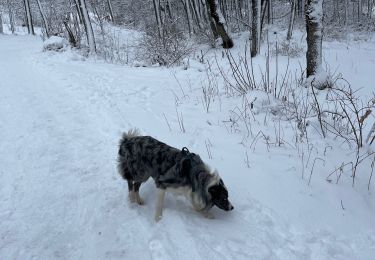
0;32;374;259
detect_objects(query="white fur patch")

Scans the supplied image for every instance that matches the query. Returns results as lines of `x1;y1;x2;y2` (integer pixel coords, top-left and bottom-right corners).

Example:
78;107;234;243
160;171;223;214
166;186;192;196
191;192;206;211
155;188;166;222
166;186;206;212
206;170;221;191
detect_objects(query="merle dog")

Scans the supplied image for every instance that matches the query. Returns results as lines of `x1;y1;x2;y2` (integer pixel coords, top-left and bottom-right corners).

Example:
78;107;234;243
117;129;233;221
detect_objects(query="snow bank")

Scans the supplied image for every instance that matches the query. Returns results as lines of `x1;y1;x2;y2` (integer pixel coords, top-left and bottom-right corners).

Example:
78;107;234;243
43;36;68;51
306;67;330;90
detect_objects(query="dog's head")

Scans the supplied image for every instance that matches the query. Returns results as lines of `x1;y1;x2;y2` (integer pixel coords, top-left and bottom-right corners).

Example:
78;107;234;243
178;149;234;212
208;176;233;211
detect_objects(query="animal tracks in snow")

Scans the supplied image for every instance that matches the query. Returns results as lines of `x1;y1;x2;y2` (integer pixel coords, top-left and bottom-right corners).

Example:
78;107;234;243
1;35;375;260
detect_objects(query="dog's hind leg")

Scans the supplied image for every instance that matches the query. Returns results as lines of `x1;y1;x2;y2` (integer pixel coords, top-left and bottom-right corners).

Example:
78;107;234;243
154;188;166;222
127;180;136;203
133;182;145;205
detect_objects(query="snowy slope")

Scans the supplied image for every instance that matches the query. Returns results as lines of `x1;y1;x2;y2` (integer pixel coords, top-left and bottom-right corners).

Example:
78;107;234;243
0;34;374;259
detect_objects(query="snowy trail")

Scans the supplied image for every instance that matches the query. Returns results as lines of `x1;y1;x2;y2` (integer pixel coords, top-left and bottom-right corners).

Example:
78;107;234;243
1;35;374;259
0;37;117;259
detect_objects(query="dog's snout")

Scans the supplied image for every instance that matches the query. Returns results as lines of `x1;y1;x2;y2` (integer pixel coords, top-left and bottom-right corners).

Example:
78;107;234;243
225;202;234;211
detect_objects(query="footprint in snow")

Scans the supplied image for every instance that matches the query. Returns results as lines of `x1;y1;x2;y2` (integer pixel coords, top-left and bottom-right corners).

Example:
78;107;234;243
149;239;172;260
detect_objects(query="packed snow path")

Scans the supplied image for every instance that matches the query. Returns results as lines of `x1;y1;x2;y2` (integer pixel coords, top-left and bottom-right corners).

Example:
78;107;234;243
1;35;374;259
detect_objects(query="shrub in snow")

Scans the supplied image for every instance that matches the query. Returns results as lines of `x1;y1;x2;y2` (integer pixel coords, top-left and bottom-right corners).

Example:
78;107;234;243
95;26;140;65
136;22;192;67
273;40;304;58
43;36;68;52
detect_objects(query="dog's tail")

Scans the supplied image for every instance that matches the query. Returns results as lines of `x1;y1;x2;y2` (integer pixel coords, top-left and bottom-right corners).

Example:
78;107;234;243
121;128;141;141
119;128;141;157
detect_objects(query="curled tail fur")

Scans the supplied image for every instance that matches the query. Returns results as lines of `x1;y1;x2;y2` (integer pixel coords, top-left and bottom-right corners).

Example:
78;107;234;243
122;128;141;140
118;128;141;156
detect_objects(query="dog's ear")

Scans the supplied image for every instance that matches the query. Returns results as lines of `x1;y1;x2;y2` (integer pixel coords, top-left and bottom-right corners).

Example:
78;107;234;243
180;158;191;176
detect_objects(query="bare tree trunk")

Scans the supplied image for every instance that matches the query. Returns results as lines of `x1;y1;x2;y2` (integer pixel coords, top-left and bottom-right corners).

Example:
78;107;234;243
305;0;323;78
251;0;261;57
36;0;49;37
260;0;268;31
24;0;35;35
206;0;234;48
0;12;3;34
268;0;273;24
91;0;105;37
190;0;203;29
206;4;219;38
6;0;15;34
200;0;209;22
358;0;362;21
194;0;203;21
248;0;252;36
152;0;163;38
78;0;96;53
182;0;193;35
235;0;242;30
72;10;82;45
297;0;304;18
368;0;373;18
63;21;77;47
166;0;173;19
287;0;296;40
106;0;115;22
345;0;349;25
74;0;84;24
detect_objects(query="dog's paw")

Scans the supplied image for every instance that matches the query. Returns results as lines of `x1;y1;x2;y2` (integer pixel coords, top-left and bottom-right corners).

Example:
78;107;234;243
135;194;145;205
129;192;136;203
203;212;215;219
154;214;162;222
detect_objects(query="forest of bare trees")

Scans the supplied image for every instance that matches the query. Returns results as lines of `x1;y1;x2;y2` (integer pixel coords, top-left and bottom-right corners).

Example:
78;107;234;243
0;0;374;78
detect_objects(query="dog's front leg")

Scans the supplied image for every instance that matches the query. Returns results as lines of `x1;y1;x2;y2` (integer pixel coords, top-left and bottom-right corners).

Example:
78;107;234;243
154;188;166;222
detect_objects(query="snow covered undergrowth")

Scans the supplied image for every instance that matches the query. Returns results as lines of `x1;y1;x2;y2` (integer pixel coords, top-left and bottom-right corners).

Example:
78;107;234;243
0;33;374;259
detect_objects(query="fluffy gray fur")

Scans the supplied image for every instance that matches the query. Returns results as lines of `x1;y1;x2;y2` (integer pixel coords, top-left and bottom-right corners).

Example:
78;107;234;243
117;129;233;221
